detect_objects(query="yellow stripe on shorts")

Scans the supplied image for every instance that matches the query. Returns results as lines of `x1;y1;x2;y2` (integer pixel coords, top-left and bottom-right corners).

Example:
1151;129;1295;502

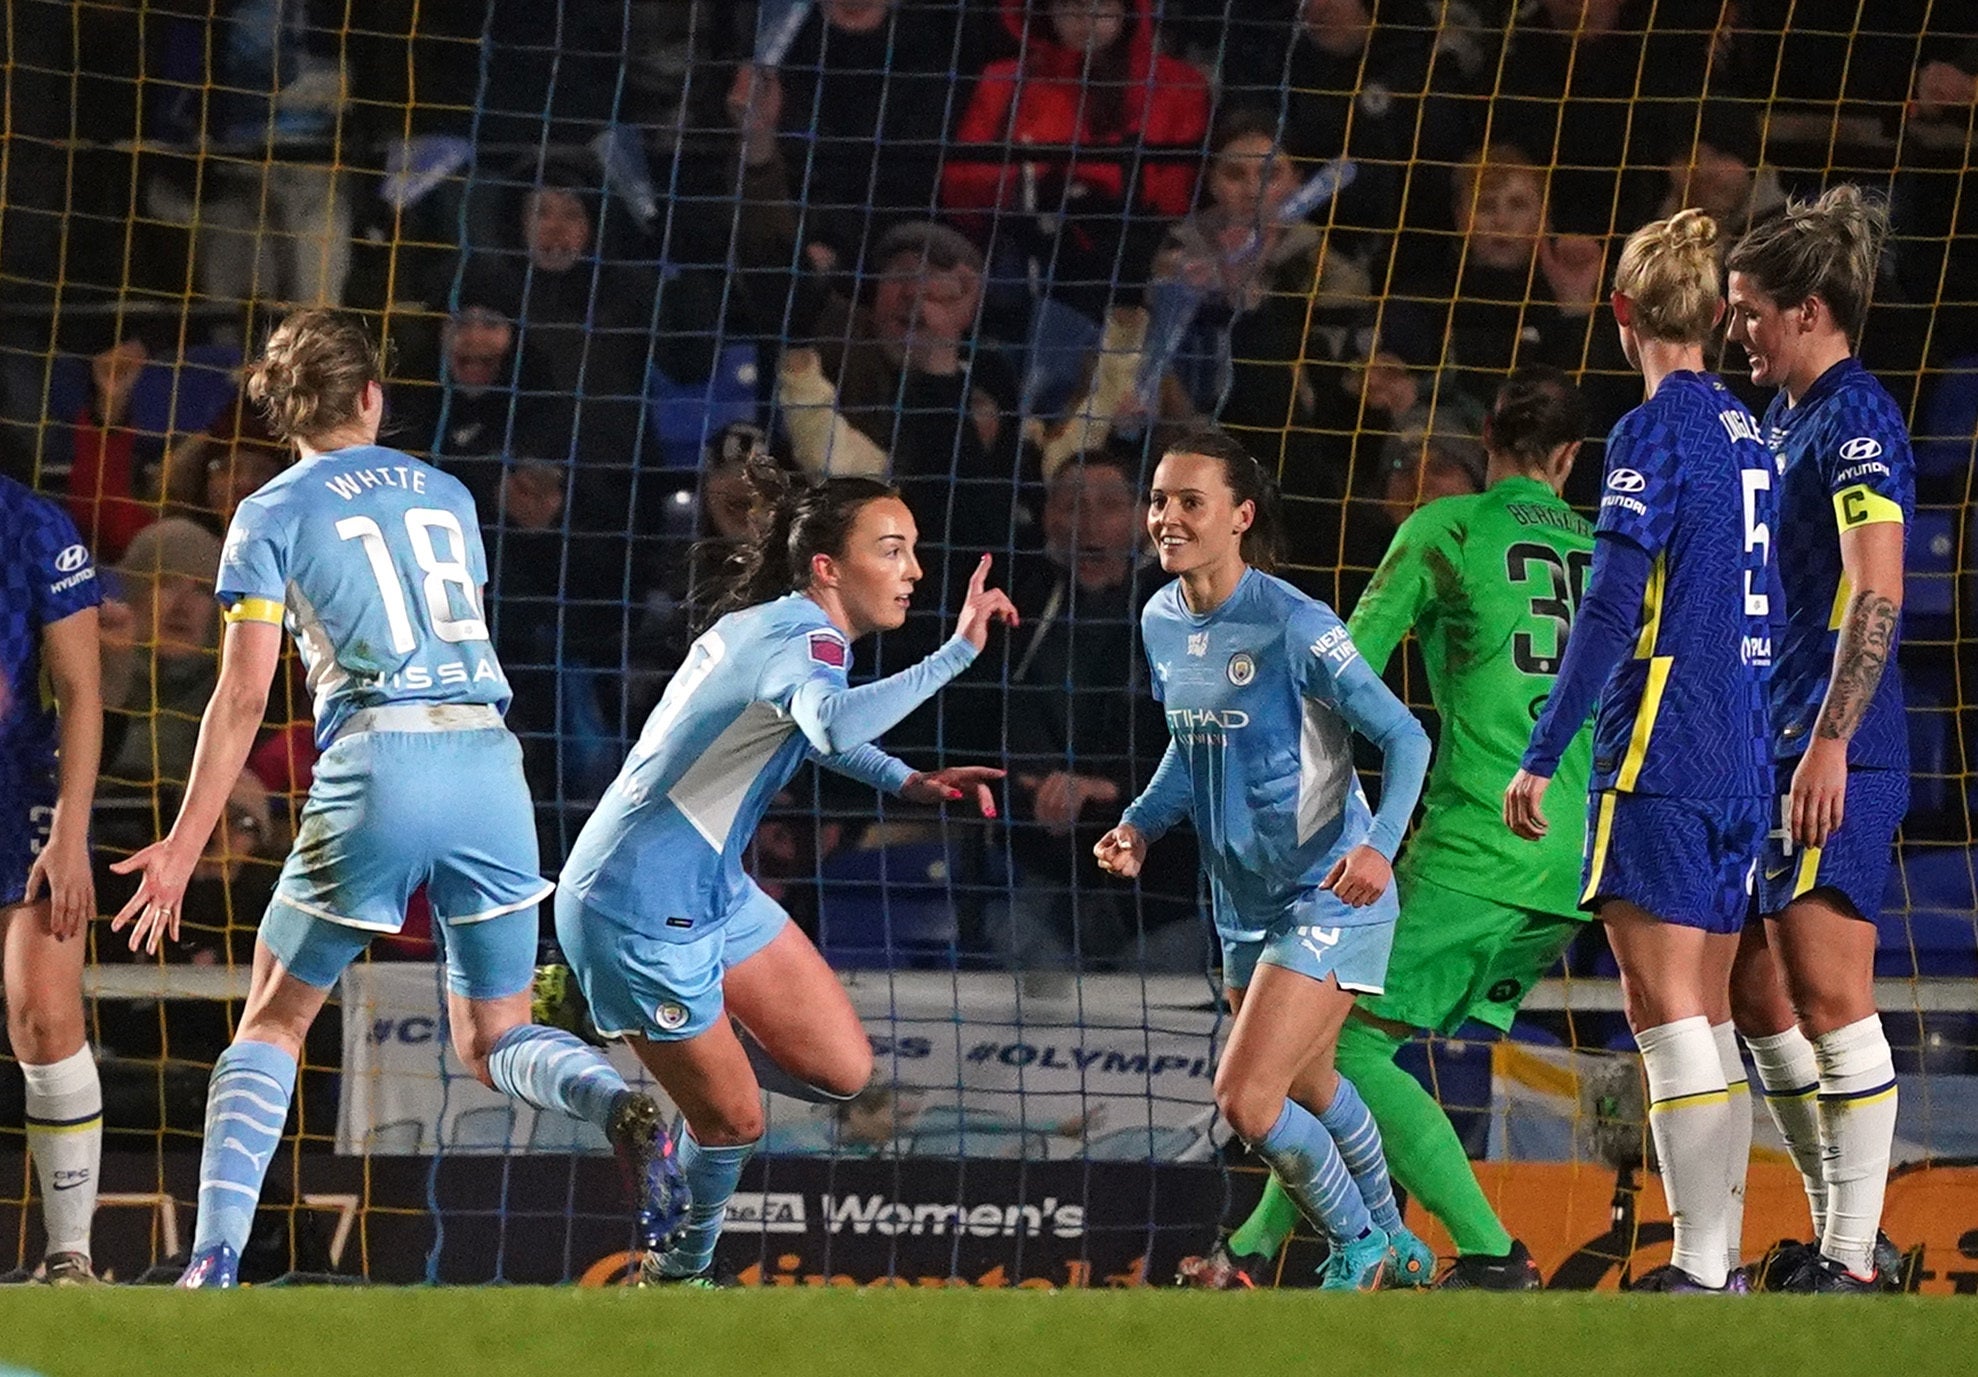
1581;792;1619;906
1793;843;1823;899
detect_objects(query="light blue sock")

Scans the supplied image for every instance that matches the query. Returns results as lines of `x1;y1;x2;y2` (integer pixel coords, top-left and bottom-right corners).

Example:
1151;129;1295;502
485;1025;631;1131
658;1128;756;1277
191;1040;297;1256
1317;1073;1405;1234
1252;1099;1373;1246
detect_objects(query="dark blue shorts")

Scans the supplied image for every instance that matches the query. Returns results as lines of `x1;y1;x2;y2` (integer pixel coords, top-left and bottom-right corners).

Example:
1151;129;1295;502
1580;791;1767;934
1758;763;1908;920
0;767;56;908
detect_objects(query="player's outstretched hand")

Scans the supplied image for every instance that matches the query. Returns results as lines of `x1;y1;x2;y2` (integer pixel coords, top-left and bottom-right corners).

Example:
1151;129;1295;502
1321;843;1391;908
1789;738;1847;849
25;832;94;942
1093;822;1147;879
108;838;199;956
953;554;1019;651
903;766;1004;818
1503;768;1552;841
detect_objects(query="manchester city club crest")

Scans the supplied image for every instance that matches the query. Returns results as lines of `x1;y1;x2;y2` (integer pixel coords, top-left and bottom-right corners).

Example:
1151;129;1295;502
1227;652;1255;686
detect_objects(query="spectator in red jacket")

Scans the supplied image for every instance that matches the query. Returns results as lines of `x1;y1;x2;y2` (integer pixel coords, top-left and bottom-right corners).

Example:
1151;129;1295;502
942;0;1210;322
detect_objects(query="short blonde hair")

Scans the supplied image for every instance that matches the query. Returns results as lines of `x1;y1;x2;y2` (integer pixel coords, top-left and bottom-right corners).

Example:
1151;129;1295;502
1612;208;1722;344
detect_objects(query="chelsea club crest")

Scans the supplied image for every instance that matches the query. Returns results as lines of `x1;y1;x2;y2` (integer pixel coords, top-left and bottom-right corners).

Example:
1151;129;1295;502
1227;652;1255;687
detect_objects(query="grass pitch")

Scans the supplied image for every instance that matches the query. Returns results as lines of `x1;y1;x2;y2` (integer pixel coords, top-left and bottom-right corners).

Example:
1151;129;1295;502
3;1289;1974;1377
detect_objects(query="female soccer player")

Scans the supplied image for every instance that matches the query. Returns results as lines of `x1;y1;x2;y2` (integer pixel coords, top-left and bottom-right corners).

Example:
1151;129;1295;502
1724;186;1910;1293
1093;430;1434;1290
554;464;1015;1286
1;475;105;1285
1182;368;1595;1292
1506;210;1777;1293
111;310;679;1289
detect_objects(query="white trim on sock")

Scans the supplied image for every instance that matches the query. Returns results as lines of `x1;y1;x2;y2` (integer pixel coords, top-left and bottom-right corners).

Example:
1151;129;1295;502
1813;1015;1897;1277
1637;1017;1733;1288
1744;1024;1826;1238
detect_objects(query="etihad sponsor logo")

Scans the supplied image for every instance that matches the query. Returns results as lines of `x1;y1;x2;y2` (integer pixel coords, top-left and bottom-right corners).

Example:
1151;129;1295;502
1167;707;1249;733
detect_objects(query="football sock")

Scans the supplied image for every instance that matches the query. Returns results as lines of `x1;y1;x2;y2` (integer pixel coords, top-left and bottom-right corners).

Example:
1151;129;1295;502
191;1040;297;1257
1712;1021;1752;1274
1315;1071;1404;1234
1251;1099;1372;1247
1227;1175;1298;1260
485;1024;630;1130
657;1128;756;1277
1636;1016;1733;1288
22;1045;102;1259
1813;1015;1898;1277
1336;1017;1515;1257
1745;1024;1827;1237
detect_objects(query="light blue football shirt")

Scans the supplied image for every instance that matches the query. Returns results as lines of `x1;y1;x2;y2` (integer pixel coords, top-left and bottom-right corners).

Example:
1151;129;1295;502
561;594;976;939
215;443;509;746
1122;568;1429;939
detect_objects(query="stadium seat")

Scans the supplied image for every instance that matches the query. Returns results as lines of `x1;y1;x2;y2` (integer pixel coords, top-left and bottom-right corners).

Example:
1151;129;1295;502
1915;353;1978;485
1906;671;1956;821
645;342;759;470
817;841;962;969
1904;506;1960;641
1878;848;1978;978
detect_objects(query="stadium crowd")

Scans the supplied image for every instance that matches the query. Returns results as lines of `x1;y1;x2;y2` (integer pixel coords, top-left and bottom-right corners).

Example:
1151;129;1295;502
2;0;1975;997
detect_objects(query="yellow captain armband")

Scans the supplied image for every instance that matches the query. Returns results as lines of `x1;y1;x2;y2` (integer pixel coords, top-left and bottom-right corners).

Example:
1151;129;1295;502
1832;484;1905;531
223;596;285;625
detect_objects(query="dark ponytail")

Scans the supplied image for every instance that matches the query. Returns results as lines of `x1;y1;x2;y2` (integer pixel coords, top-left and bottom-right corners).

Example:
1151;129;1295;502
1485;365;1588;472
1162;426;1284;573
700;463;901;626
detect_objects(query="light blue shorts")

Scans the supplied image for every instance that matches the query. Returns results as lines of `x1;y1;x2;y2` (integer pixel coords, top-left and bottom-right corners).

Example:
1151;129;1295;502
554;881;789;1042
260;725;550;999
1220;911;1397;995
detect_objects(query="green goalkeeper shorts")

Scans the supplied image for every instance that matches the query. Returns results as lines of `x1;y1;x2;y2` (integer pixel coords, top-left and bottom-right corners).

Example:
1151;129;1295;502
1355;875;1584;1037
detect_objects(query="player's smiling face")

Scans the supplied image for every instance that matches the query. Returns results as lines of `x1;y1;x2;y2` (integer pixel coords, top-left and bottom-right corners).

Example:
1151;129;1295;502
1147;451;1251;578
823;496;922;638
1726;270;1805;390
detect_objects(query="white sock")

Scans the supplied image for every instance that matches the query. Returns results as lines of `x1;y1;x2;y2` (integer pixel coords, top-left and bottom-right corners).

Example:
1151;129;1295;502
1745;1024;1826;1237
1813;1015;1898;1277
22;1045;103;1259
1713;1021;1752;1275
1637;1016;1733;1288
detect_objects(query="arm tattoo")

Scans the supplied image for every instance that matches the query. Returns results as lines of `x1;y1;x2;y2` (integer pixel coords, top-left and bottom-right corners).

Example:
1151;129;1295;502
1815;590;1900;742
